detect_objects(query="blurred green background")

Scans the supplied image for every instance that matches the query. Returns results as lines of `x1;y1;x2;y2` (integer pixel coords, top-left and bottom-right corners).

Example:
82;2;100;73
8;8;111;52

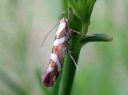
0;0;128;95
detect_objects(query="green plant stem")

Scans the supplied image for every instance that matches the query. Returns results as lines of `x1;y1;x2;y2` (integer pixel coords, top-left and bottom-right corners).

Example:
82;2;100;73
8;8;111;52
58;36;82;95
58;15;83;95
58;1;97;95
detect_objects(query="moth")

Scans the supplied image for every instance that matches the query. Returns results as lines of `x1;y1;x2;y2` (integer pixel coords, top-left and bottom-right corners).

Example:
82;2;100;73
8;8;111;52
42;17;80;87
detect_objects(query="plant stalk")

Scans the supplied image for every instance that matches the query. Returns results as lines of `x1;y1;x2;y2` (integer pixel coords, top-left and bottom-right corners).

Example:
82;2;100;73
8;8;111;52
58;36;82;95
58;1;96;95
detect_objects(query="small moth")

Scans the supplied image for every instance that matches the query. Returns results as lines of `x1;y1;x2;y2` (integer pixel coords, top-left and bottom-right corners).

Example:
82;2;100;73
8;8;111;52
42;17;79;87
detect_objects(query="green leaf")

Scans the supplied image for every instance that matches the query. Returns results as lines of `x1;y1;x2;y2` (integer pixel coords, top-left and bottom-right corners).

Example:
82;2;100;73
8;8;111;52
68;0;96;23
67;0;83;20
80;33;113;45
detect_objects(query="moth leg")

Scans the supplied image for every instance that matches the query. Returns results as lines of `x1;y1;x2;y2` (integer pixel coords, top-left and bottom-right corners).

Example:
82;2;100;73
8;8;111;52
64;32;79;70
69;29;86;36
65;49;80;70
65;42;79;70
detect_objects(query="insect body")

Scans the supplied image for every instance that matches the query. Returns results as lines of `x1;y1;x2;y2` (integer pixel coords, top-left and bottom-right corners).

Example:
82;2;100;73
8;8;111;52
42;18;72;87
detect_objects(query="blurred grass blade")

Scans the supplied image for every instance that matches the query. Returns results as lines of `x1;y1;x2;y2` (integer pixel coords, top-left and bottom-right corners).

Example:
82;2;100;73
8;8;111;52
0;69;28;95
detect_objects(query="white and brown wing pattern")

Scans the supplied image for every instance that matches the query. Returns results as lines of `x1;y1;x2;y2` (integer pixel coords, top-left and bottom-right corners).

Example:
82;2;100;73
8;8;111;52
42;18;72;87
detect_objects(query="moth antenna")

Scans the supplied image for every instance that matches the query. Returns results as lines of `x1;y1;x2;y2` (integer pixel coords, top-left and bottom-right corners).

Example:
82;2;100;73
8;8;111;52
68;53;80;71
41;23;59;46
